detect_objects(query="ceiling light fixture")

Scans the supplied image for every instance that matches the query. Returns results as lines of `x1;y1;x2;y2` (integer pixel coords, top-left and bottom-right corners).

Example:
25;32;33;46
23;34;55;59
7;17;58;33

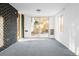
36;9;41;12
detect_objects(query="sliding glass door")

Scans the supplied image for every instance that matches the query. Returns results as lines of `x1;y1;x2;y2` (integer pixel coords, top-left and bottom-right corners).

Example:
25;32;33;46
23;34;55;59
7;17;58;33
31;17;49;37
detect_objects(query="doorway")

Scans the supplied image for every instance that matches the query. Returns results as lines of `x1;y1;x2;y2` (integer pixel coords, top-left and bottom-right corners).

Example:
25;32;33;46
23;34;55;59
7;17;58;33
31;16;49;37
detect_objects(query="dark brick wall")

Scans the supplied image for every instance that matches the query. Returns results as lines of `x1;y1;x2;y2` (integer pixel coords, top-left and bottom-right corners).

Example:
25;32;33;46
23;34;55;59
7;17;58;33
3;15;17;47
0;3;18;51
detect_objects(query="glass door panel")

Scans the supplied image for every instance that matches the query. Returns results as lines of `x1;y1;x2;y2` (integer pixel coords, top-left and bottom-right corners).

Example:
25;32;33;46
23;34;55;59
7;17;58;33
39;17;49;37
31;17;40;37
31;17;49;37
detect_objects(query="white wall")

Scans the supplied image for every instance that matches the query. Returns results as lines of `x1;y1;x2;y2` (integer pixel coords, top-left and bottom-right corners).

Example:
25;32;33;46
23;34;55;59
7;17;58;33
24;16;31;38
49;16;55;38
55;4;79;55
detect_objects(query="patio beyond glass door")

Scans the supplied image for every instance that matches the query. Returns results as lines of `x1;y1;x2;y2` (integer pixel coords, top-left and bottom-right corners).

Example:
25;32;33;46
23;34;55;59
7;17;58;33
31;17;49;37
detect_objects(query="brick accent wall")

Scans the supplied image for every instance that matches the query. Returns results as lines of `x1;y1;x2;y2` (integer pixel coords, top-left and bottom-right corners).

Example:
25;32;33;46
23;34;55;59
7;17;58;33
0;3;18;51
3;15;17;47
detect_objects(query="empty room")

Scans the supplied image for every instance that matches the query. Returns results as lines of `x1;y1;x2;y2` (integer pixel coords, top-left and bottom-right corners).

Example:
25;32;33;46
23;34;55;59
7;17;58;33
0;3;79;56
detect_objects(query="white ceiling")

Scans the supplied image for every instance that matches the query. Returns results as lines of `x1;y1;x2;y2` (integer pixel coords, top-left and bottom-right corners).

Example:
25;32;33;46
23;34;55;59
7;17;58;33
10;3;67;16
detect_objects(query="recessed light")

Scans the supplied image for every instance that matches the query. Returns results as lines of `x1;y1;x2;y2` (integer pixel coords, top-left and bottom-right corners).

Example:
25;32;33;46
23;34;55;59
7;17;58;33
36;9;41;12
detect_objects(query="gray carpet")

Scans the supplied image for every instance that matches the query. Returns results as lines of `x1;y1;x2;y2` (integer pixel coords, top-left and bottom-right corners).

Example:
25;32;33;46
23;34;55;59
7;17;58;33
0;38;76;56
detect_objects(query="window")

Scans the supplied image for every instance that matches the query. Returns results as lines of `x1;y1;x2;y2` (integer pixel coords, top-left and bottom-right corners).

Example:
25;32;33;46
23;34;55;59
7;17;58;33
59;15;64;32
